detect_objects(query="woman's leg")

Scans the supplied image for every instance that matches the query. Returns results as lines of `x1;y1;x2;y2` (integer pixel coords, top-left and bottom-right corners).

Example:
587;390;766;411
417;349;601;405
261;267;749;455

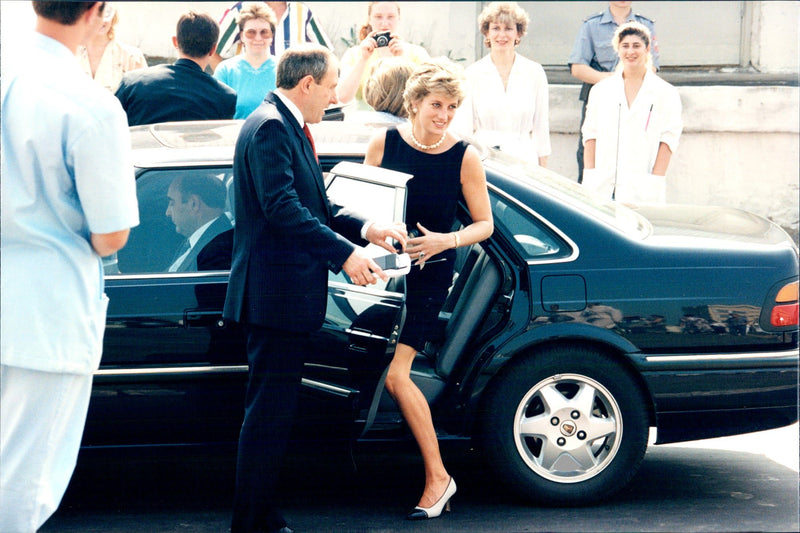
384;342;451;507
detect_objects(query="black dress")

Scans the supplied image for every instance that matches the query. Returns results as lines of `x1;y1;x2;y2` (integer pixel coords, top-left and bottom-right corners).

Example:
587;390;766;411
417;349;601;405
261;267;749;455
380;127;468;351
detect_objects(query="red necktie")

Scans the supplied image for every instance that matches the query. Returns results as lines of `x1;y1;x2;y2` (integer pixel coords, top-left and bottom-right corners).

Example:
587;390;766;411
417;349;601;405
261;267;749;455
302;123;318;162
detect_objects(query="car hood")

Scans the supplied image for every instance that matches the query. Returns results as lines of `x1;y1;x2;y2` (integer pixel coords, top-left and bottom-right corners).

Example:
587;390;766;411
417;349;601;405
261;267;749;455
633;204;796;248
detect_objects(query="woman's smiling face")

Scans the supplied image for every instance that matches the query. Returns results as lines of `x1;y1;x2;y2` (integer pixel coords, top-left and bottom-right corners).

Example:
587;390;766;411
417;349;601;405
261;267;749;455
617;34;649;69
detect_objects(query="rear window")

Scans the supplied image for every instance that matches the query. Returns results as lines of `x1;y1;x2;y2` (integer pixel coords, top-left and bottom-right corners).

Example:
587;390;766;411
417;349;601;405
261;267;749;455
485;150;651;239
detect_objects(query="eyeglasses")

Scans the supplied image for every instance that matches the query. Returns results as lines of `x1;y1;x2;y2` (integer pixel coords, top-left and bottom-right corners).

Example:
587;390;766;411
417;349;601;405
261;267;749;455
243;29;273;39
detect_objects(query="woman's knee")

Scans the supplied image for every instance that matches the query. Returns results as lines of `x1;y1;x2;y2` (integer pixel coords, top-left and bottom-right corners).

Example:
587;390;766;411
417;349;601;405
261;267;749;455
384;367;411;397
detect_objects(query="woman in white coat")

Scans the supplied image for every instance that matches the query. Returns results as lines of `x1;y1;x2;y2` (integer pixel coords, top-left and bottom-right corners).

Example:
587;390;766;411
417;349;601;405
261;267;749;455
453;2;550;166
582;21;682;204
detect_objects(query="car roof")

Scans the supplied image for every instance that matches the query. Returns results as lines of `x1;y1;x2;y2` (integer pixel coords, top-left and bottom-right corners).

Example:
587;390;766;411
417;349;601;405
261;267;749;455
130;120;378;168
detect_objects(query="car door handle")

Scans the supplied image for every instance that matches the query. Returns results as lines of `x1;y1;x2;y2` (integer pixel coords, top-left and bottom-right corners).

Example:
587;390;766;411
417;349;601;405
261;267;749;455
182;308;225;329
348;344;369;354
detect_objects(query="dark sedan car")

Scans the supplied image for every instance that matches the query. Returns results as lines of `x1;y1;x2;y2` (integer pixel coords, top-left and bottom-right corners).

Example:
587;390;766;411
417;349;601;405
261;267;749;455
86;120;798;504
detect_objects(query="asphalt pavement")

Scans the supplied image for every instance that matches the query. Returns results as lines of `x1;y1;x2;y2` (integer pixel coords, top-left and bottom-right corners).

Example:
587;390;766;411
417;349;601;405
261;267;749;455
42;424;799;533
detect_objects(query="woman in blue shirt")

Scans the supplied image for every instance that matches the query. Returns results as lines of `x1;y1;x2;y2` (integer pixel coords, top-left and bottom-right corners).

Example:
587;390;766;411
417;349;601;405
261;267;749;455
214;3;278;119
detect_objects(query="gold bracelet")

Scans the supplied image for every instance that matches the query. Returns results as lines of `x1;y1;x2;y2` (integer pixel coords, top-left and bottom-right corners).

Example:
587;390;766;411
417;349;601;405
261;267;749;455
453;232;460;249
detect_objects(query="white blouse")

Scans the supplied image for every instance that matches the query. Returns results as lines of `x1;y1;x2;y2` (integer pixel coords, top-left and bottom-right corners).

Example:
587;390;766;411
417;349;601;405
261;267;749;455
582;69;683;203
454;54;551;161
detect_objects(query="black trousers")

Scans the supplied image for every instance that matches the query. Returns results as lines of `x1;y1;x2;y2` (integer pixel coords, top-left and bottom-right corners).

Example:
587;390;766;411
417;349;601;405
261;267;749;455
231;324;308;533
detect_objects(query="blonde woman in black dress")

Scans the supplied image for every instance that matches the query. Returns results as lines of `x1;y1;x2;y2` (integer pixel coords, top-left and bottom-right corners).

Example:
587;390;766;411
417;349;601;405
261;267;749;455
364;58;493;520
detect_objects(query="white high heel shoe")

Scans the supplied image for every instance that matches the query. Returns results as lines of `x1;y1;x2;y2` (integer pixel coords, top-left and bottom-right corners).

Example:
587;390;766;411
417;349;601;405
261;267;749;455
406;477;457;520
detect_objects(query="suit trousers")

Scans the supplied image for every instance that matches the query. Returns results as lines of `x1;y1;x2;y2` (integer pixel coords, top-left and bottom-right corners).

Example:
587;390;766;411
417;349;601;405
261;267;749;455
231;325;309;533
0;365;93;533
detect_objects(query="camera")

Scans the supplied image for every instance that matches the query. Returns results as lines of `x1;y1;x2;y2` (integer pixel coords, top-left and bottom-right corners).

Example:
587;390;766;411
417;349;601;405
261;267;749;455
374;31;391;47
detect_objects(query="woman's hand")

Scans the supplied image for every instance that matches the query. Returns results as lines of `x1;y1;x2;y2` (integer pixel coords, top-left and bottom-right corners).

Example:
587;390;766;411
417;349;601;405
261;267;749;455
359;32;379;60
405;223;453;267
386;33;404;57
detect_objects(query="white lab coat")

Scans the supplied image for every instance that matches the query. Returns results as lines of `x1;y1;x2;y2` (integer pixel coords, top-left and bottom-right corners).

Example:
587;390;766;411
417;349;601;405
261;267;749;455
582;69;682;203
453;54;551;162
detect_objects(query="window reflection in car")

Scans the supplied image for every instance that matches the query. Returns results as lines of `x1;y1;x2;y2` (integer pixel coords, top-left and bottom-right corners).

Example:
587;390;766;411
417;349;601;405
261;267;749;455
112;168;234;276
490;192;569;261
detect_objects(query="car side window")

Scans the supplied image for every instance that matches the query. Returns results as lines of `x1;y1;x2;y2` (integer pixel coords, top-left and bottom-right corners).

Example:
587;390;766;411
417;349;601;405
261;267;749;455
490;192;569;261
112;168;234;275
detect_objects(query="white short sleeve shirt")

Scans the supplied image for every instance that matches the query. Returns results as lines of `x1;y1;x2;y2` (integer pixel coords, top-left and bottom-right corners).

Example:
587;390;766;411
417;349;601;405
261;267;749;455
1;33;140;374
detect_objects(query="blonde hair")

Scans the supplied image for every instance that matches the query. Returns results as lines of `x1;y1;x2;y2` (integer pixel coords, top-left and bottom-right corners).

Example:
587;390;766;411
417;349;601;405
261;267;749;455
403;58;465;121
358;1;401;41
478;1;529;48
612;21;654;71
364;58;414;118
238;2;278;36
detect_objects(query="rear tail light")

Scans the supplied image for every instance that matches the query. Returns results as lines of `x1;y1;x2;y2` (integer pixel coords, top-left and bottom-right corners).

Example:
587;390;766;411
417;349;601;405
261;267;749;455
770;280;799;327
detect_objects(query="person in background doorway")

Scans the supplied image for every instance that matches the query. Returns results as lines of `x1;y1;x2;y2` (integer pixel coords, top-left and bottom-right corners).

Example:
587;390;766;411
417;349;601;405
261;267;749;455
214;2;278;119
453;1;550;166
568;1;658;182
581;21;681;204
337;1;429;108
1;2;139;531
78;3;147;93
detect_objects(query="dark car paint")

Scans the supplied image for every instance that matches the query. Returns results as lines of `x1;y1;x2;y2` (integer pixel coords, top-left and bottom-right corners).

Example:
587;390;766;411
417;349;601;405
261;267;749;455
84;122;798;458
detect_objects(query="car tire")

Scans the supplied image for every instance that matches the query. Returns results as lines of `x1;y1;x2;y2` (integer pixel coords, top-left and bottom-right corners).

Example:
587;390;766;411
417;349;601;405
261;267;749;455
481;345;649;505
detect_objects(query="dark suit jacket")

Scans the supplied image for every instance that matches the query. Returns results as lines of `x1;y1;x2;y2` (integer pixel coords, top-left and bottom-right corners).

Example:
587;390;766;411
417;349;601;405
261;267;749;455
176;215;233;273
223;92;366;332
115;58;236;126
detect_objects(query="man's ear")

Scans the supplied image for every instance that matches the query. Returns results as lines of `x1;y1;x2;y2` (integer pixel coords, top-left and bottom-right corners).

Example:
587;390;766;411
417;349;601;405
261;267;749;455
81;2;103;26
299;74;315;94
172;36;179;49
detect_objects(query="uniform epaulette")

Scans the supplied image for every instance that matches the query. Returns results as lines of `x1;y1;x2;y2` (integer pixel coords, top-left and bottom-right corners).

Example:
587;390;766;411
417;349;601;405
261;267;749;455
634;13;655;23
583;12;603;23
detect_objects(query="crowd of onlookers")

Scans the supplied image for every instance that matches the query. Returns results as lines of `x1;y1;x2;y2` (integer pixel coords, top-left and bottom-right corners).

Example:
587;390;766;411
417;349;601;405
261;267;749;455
90;1;682;206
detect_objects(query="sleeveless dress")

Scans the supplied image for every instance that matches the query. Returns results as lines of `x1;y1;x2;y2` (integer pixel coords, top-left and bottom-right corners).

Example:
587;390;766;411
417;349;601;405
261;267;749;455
380;127;468;351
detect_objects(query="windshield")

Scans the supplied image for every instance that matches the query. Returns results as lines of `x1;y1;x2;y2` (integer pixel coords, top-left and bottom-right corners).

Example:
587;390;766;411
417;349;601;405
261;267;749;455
485;149;652;239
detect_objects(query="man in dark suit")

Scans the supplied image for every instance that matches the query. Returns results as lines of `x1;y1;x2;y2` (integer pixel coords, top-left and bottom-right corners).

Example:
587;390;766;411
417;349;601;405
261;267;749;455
223;45;405;533
166;174;233;273
115;12;236;126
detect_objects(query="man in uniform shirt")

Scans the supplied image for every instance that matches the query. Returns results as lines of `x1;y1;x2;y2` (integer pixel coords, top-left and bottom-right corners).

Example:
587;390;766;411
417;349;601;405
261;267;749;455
568;1;658;182
1;2;139;530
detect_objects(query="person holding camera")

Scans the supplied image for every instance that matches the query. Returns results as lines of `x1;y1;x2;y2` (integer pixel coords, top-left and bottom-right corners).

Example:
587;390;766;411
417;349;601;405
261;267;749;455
337;1;428;108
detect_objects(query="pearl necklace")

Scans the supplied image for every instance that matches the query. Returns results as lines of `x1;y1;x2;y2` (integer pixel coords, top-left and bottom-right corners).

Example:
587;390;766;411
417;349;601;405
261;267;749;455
409;127;446;151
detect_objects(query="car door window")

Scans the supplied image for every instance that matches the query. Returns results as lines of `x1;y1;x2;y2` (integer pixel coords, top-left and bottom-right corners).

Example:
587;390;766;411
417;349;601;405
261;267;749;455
490;191;571;261
325;162;410;293
113;168;234;275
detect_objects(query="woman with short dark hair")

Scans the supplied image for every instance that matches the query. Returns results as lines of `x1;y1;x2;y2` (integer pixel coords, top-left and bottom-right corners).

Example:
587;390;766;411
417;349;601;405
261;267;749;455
582;21;683;203
214;2;279;119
